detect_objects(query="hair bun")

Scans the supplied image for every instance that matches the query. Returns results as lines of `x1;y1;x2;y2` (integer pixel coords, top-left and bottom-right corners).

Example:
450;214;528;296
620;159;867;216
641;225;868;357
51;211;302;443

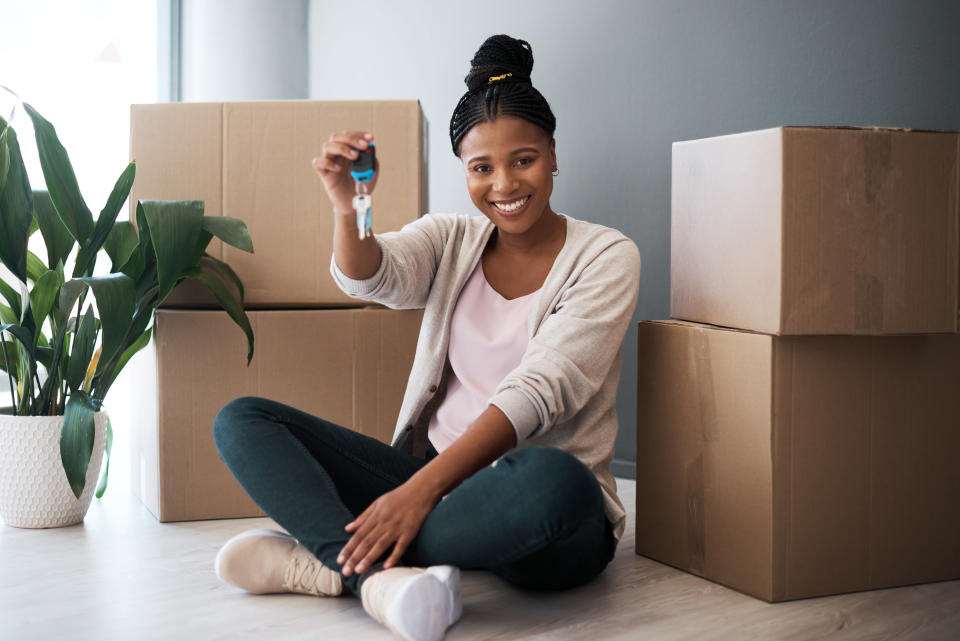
464;34;534;92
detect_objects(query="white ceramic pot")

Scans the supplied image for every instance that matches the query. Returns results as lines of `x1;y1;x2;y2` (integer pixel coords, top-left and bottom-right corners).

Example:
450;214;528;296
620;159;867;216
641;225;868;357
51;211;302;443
0;411;108;528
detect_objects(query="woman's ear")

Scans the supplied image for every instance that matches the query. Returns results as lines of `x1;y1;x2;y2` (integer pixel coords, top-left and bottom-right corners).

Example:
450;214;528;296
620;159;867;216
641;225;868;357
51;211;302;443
549;138;557;171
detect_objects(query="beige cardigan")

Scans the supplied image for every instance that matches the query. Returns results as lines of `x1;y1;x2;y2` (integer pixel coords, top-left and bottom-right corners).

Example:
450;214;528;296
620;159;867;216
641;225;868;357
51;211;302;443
330;213;641;541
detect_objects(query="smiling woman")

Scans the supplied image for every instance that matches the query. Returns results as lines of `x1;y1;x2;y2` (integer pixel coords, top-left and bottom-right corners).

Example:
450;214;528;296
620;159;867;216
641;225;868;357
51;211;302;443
211;34;641;641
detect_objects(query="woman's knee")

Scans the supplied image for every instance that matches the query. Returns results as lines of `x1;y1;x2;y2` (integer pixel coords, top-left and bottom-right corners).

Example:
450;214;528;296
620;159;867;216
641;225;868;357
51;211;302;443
499;447;603;519
212;396;272;452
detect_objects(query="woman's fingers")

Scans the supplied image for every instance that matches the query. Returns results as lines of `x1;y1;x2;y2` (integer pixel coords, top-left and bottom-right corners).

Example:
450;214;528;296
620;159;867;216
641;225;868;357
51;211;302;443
383;535;411;570
329;130;374;150
352;534;394;574
321;140;360;162
341;525;384;576
312;157;341;173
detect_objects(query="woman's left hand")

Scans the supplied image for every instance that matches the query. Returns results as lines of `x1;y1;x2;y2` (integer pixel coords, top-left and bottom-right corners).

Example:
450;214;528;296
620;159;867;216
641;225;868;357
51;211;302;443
338;480;439;576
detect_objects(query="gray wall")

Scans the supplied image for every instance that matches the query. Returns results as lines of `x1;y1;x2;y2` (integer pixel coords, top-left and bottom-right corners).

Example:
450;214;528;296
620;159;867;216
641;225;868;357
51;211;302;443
180;0;308;101
301;1;960;476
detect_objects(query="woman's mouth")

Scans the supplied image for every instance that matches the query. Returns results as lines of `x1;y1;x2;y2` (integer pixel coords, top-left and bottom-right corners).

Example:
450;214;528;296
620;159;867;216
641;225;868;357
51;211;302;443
490;195;531;216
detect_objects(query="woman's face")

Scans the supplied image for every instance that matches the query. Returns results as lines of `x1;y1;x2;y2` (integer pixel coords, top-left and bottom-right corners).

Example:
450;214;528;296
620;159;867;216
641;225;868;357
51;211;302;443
459;116;557;237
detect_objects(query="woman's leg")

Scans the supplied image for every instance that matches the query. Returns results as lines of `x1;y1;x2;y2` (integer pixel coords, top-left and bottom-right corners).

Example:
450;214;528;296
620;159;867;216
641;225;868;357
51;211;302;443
212;396;431;594
403;446;617;590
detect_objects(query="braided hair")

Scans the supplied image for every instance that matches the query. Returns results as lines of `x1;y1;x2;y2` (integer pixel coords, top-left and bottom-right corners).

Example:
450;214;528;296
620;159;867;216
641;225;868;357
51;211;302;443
449;34;557;157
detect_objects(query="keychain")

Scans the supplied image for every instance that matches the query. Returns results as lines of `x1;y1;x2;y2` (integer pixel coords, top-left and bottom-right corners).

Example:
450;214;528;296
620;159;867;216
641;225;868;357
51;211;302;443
350;142;376;239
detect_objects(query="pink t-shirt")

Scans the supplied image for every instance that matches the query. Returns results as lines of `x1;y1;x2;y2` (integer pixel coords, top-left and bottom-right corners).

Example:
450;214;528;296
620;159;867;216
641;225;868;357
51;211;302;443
427;260;538;452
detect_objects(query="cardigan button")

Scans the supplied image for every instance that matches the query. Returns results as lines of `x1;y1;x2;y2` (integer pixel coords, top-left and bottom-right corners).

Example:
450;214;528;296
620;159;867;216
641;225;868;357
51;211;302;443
429;385;438;393
405;425;413;432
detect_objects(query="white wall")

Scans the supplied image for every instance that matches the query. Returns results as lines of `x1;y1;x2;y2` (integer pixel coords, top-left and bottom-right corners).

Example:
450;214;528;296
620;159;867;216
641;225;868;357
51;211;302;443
180;0;308;101
307;0;960;476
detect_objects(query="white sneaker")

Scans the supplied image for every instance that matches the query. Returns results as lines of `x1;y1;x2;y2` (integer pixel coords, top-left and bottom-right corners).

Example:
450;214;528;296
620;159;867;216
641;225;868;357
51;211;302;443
214;528;342;596
360;565;462;641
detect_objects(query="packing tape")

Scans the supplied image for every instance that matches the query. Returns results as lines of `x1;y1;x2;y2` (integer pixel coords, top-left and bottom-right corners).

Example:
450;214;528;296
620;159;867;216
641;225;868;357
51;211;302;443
685;452;706;575
854;273;884;332
692;329;719;442
863;131;892;206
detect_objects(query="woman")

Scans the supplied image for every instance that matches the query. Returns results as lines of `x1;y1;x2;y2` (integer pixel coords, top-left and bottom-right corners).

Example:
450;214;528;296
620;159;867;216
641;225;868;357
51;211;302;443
212;34;641;641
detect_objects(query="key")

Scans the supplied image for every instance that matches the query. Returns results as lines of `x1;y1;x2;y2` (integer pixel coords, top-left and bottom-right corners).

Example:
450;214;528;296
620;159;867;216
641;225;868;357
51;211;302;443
352;193;372;239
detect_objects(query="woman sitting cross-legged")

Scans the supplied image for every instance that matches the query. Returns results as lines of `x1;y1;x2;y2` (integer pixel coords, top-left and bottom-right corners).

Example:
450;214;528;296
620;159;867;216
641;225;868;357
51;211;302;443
212;33;641;641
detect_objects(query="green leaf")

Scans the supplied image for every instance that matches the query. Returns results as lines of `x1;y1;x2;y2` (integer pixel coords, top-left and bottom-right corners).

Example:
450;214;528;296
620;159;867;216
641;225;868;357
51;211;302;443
0;126;33;282
0;338;19;375
34;345;54;371
33;190;75;271
0;280;21;320
26;251;47;284
94;326;151;400
104;221;139;274
201;216;254;252
95;415;113;498
57;279;86;328
60;391;97;499
0;303;15;325
74;274;135;374
135;201;155;270
28;269;62;336
201;253;244;302
0;124;10;196
182;263;254;364
66;307;97;393
140;200;204;302
0;323;33;355
74;162;136;278
24;103;94;245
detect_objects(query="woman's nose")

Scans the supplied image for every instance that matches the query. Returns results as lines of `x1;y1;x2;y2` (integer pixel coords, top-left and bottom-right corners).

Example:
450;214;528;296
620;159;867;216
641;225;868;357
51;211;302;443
493;169;519;194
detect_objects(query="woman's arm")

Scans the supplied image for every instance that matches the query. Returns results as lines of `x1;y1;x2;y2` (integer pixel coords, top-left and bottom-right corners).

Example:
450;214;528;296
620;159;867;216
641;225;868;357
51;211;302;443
337;405;516;576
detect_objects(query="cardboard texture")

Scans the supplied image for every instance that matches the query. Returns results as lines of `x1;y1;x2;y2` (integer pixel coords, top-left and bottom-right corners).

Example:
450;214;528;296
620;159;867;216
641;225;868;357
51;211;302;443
635;319;960;602
130;308;423;522
670;126;960;335
129;100;427;307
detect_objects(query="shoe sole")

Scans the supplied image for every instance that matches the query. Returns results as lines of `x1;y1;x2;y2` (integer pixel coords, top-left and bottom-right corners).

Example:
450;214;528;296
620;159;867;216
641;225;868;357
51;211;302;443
213;528;293;580
385;571;457;641
424;566;462;626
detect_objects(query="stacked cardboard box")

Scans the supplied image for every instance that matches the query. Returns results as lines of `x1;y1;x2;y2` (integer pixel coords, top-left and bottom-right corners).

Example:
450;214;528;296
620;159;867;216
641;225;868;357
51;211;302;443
637;126;960;601
128;101;426;521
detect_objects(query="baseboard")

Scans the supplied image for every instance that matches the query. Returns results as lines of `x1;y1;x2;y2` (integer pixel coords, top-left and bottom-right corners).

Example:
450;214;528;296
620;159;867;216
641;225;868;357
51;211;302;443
611;459;636;480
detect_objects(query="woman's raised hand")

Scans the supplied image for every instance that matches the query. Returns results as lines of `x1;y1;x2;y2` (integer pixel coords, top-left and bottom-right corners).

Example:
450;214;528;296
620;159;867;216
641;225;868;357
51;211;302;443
312;130;379;214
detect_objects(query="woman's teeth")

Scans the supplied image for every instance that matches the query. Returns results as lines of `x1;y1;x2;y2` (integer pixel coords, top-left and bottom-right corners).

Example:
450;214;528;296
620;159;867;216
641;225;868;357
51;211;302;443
492;196;530;212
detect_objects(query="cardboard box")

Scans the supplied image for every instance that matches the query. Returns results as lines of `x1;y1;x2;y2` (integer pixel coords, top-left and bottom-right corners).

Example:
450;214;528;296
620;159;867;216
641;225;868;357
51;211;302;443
635;319;960;602
130;308;423;522
670;127;960;335
129;100;428;307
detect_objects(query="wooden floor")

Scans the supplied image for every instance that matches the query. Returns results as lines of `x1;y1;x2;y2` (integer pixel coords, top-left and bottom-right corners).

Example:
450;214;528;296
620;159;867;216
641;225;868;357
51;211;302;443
2;474;959;641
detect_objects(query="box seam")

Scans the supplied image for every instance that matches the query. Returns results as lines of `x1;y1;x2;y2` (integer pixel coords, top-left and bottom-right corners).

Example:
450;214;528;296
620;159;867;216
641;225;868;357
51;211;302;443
779;127;787;335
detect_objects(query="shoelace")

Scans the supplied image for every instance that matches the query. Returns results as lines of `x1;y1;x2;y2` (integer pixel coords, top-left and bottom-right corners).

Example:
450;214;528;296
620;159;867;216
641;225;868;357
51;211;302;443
282;551;327;596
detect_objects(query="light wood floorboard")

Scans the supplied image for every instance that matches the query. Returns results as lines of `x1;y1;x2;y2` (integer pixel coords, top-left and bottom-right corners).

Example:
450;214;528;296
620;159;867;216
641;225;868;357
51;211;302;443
2;477;958;640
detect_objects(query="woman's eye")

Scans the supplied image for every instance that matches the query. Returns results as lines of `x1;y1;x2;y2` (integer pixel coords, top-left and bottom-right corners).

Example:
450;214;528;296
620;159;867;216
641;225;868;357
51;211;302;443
516;158;532;166
473;165;490;173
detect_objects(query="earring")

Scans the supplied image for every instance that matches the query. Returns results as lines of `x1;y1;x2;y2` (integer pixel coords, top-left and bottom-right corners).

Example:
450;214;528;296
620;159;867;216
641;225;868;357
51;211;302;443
552;168;559;177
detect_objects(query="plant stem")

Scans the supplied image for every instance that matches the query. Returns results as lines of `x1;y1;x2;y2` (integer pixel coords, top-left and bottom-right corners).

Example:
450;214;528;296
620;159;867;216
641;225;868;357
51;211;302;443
33;370;43;414
61;291;86;412
0;333;16;412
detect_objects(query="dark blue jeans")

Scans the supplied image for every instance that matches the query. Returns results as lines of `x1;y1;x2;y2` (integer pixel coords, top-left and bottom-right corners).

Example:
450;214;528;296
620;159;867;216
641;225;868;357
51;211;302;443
213;397;616;595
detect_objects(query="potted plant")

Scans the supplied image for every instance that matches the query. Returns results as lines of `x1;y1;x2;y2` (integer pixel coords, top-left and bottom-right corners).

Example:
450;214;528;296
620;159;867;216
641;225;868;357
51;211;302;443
0;98;255;528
